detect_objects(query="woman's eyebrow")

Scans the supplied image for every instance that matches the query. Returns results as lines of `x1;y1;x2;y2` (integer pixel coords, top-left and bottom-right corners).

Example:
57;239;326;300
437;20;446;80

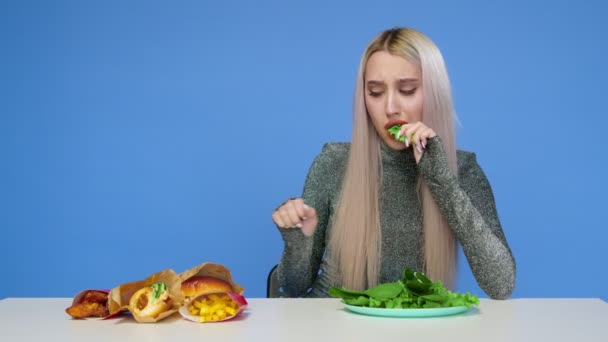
398;78;419;84
366;80;385;86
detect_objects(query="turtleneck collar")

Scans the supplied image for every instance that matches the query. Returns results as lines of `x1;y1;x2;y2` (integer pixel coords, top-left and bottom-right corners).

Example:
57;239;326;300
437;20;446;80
379;140;417;167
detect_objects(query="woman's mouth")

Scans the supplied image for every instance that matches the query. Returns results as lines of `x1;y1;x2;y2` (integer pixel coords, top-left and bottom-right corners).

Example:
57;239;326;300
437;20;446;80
384;119;408;129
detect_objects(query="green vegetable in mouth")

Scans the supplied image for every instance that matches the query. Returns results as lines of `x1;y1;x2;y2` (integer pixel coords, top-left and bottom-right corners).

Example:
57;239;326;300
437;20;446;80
329;269;480;309
387;125;408;143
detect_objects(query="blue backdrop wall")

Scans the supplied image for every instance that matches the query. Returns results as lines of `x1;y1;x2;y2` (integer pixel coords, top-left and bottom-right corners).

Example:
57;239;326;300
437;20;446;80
1;0;607;300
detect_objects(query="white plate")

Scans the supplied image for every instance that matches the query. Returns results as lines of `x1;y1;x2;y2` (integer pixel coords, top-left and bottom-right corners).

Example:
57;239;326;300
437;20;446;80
343;303;470;318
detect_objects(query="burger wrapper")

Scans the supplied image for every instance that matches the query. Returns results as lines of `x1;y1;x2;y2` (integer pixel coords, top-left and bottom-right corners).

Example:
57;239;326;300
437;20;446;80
178;291;248;323
179;262;245;297
108;269;184;323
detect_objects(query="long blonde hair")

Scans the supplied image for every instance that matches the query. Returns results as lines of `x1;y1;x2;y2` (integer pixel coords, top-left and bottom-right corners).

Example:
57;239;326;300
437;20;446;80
328;28;458;290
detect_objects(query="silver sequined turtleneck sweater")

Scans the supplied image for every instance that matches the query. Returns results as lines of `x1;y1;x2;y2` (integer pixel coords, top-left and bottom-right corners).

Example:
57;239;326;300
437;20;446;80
276;136;516;299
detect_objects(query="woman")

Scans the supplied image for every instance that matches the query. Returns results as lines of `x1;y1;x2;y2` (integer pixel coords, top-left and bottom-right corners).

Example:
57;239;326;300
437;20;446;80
272;27;515;299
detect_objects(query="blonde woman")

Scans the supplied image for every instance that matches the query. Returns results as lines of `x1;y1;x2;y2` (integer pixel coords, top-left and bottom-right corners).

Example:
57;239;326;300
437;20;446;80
272;27;515;299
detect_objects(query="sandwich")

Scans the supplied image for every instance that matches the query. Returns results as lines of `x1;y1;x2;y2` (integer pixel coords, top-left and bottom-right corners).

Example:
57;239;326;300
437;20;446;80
181;275;234;300
128;282;172;319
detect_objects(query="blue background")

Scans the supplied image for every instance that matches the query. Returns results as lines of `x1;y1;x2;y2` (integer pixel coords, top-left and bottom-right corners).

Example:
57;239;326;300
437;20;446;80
1;0;606;300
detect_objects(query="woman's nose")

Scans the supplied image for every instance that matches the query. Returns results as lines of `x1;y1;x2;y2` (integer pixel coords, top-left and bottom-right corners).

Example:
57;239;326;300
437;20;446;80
385;92;400;117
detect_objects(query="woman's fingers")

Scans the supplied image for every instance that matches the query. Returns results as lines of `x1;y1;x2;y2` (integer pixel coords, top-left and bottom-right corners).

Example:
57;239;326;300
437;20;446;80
277;208;295;228
285;203;303;228
271;210;286;228
300;209;318;237
302;203;315;220
419;128;428;149
418;127;433;149
398;122;436;152
400;122;422;151
398;124;415;147
396;122;437;164
291;198;308;219
272;198;318;233
272;201;295;228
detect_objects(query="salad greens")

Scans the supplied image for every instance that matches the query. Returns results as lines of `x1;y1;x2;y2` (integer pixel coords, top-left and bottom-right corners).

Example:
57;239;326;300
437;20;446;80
329;269;479;309
387;125;408;143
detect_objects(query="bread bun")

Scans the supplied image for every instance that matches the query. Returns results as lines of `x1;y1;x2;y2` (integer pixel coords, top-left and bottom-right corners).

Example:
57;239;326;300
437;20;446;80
129;286;171;319
181;276;233;298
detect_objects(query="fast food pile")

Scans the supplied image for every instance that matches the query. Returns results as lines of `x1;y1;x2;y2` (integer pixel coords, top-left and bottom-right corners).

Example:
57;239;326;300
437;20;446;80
65;262;247;323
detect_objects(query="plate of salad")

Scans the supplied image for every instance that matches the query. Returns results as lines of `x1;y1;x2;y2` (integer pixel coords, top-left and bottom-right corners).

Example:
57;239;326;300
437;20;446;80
329;269;479;318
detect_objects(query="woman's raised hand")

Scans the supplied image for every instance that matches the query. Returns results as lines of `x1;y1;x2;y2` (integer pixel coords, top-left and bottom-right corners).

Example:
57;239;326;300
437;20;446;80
272;198;318;237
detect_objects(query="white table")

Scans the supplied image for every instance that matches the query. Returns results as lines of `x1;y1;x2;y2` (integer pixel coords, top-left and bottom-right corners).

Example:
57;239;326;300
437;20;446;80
1;298;606;341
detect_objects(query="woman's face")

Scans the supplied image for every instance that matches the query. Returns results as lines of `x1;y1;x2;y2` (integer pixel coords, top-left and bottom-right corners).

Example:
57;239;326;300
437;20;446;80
364;51;423;150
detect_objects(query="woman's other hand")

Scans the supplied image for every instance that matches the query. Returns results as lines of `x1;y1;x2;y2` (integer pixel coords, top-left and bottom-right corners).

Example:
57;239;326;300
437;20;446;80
272;198;318;237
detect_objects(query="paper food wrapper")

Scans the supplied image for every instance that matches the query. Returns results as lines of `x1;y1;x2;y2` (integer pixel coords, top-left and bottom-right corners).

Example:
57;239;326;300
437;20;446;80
108;269;184;323
178;262;245;296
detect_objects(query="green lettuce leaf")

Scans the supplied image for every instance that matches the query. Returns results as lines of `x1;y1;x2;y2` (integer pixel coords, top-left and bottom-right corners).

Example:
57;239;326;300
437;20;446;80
328;268;480;309
387;125;407;143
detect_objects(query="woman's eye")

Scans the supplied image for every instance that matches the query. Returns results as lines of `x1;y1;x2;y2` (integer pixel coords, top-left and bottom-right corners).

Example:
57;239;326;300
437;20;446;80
400;88;417;95
368;90;383;97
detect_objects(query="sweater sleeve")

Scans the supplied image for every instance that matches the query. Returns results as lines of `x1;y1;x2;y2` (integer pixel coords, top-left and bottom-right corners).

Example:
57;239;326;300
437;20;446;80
276;144;333;297
417;136;516;299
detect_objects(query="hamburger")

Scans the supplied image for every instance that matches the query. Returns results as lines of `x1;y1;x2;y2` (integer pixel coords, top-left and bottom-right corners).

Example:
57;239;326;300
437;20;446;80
181;276;234;299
